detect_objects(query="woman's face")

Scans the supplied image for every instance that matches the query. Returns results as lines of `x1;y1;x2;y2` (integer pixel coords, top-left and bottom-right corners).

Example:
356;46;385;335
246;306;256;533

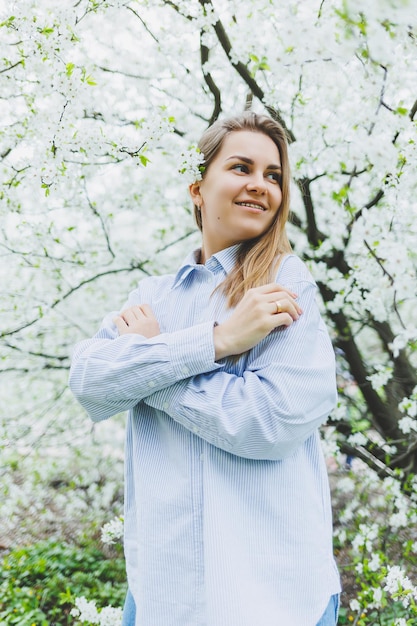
190;130;283;263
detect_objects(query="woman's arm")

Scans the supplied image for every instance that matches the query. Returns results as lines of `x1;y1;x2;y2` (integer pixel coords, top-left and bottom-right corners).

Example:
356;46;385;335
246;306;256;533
68;297;222;422
69;276;300;424
143;278;337;461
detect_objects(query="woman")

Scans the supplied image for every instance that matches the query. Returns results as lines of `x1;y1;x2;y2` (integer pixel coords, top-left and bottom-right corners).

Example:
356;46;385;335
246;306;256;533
69;111;341;625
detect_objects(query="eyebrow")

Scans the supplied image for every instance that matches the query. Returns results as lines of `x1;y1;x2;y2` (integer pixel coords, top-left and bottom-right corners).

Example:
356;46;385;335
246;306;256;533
226;155;282;170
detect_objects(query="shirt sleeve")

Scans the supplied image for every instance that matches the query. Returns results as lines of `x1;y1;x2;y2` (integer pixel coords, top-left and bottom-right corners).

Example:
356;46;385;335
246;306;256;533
68;289;222;422
143;276;337;461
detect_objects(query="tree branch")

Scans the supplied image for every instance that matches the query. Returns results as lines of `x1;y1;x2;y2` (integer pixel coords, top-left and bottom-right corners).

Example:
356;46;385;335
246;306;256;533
319;282;403;442
364;239;406;330
296;177;326;247
337;440;396;480
2;340;68;364
83;180;115;260
162;0;194;21
0;59;24;74
410;99;417;120
198;0;295;142
1;230;196;338
351;188;384;226
1;265;150;338
126;6;161;44
298;174;415;462
200;35;222;125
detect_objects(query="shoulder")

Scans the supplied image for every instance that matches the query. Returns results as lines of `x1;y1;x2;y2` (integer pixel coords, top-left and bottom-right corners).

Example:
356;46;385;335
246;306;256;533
275;254;316;286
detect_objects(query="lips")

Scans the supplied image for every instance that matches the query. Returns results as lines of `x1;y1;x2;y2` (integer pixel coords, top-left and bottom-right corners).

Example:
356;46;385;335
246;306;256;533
236;201;267;211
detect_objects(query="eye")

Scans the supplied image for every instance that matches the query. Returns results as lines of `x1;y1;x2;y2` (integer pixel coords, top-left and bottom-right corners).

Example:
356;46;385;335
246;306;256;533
267;172;282;185
231;163;249;173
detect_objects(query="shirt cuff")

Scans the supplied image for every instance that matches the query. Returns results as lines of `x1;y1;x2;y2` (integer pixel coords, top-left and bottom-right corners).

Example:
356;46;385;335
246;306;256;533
165;320;221;380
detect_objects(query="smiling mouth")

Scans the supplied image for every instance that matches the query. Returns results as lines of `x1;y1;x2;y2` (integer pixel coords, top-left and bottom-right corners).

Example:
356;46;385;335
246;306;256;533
236;202;266;211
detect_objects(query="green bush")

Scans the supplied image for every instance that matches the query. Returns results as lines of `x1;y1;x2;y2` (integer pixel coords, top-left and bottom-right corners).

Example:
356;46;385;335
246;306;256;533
0;539;127;625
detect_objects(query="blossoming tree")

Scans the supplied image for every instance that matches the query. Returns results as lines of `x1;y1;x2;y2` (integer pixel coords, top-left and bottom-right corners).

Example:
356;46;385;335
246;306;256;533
1;0;416;622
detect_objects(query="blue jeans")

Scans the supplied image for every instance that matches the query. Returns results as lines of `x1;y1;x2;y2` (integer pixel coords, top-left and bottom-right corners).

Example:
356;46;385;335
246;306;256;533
121;590;339;625
121;589;136;626
316;594;340;625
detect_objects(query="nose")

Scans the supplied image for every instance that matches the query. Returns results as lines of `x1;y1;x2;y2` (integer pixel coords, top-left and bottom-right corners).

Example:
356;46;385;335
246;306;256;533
246;171;266;193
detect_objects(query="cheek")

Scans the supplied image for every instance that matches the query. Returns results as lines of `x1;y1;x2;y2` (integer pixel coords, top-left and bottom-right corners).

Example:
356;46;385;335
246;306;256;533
200;205;222;226
275;186;283;204
273;191;283;213
267;213;277;230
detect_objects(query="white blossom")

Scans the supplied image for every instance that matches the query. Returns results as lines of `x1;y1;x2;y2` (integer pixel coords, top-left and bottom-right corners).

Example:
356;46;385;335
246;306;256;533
368;552;381;572
367;366;393;391
398;417;417;435
71;596;123;626
347;432;368;447
320;427;341;460
369;585;383;608
337;476;355;494
178;146;205;184
101;516;124;545
384;565;417;608
352;523;379;554
389;508;409;530
96;606;123;626
71;597;100;624
399;393;417;419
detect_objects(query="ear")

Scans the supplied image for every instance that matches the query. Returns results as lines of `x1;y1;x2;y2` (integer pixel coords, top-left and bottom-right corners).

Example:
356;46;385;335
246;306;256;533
189;181;202;206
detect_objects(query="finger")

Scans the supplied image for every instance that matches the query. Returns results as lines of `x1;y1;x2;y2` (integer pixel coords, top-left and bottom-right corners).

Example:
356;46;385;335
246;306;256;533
271;298;302;319
257;283;298;298
139;303;157;319
272;300;284;315
113;316;127;332
274;313;295;328
279;298;303;315
122;306;146;325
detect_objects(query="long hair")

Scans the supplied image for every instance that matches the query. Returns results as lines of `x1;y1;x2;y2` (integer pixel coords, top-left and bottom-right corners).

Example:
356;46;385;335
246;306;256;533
193;111;292;307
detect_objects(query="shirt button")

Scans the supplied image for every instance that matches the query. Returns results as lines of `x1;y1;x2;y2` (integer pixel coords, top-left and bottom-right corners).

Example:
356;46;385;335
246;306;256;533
163;402;169;410
182;367;190;375
148;380;156;388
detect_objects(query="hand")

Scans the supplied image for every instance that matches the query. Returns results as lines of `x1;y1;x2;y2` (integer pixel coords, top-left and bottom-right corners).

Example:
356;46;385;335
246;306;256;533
113;304;160;338
213;283;302;359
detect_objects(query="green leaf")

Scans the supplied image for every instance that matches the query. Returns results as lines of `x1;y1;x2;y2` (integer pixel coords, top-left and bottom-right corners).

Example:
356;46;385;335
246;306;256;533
0;15;16;28
396;107;408;116
40;26;54;36
41;184;50;197
66;62;75;77
81;67;97;86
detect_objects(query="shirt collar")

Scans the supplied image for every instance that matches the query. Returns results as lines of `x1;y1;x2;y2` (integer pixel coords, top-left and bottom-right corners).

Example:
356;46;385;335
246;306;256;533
172;244;240;289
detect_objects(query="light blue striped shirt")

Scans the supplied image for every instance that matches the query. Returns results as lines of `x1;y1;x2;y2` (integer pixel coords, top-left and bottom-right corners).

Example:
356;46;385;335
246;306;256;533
69;245;341;626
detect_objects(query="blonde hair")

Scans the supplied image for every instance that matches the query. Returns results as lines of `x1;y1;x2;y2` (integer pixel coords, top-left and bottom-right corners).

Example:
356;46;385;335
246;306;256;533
194;111;292;307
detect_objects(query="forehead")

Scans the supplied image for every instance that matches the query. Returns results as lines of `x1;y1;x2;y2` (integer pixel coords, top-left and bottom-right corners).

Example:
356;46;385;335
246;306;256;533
217;130;281;164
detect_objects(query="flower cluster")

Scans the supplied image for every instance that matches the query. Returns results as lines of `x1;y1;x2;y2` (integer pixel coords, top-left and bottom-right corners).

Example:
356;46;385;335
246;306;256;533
332;459;417;623
101;516;124;545
384;566;417;609
178;146;205;184
71;597;123;626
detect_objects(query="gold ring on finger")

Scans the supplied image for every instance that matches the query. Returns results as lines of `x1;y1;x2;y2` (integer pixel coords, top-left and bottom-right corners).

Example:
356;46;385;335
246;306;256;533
275;301;282;314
